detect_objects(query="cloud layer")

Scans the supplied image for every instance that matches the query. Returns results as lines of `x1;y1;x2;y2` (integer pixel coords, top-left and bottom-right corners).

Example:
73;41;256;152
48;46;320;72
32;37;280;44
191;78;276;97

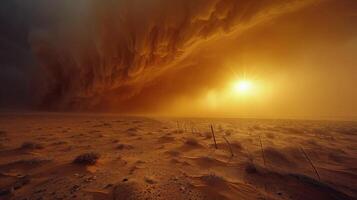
26;0;312;110
2;0;357;120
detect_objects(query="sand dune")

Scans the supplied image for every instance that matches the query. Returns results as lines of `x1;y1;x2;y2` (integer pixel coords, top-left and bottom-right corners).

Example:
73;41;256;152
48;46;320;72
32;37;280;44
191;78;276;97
0;113;356;200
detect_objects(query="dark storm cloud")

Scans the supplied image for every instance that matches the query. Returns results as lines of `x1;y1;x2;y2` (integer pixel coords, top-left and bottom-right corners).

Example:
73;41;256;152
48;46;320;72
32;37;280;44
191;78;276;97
23;0;312;110
0;1;34;109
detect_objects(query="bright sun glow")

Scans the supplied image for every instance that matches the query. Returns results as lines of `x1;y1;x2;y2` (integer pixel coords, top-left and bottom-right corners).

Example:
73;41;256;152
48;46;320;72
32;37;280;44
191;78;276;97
233;80;253;93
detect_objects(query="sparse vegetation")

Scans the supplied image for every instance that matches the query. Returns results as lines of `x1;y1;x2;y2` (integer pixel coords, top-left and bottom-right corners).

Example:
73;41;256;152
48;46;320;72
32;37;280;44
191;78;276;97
127;127;138;132
73;152;100;165
231;141;243;151
201;173;225;186
203;131;212;139
116;144;134;150
224;129;233;136
245;163;258;174
265;132;275;139
184;137;199;146
14;158;51;166
0;115;355;199
20;141;44;150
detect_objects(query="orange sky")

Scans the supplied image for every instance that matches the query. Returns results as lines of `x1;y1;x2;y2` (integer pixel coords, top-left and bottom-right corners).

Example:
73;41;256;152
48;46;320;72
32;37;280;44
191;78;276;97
1;0;357;120
103;0;357;120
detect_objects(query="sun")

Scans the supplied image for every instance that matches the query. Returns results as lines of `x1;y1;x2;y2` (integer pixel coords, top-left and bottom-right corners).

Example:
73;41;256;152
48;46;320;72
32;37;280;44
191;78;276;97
233;80;253;93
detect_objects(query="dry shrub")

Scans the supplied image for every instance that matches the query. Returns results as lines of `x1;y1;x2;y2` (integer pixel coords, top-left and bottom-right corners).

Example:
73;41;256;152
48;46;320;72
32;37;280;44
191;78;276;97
224;129;233;136
116;144;134;150
201;173;226;186
165;150;180;157
231;141;243;150
245;163;258;174
185;137;199;146
73;152;100;165
13;158;51;166
203;132;212;139
265;132;275;139
21;141;44;150
127;127;138;132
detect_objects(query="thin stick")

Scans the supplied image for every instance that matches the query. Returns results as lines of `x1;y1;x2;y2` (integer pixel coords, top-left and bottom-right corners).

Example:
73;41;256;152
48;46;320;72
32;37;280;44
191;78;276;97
258;135;266;167
255;135;268;198
223;136;234;157
244;139;253;164
210;124;218;149
300;147;321;181
196;127;201;135
176;121;180;133
258;135;269;199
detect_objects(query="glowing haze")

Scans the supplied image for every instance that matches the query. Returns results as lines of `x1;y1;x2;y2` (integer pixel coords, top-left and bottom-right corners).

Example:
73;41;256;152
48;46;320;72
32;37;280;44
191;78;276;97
1;0;357;120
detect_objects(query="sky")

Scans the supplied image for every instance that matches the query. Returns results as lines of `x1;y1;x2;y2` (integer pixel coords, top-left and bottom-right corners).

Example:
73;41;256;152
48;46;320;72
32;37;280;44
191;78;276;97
0;0;357;120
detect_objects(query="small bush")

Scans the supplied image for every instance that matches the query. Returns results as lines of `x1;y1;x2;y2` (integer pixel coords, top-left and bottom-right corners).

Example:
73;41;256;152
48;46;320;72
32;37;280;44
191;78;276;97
225;130;233;136
245;163;258;174
185;138;199;146
127;127;138;132
231;141;243;150
203;132;212;139
265;132;275;139
0;130;6;136
73;152;100;165
21;142;44;150
116;144;134;150
201;173;225;186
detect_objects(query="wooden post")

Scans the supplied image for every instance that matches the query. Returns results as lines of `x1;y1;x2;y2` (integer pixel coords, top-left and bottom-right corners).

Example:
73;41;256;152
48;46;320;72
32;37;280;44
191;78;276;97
300;147;321;181
210;124;218;149
259;135;266;167
223;136;234;157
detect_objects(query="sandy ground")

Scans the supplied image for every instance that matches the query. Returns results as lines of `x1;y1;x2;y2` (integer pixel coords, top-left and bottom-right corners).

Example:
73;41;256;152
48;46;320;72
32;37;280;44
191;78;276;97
0;113;356;200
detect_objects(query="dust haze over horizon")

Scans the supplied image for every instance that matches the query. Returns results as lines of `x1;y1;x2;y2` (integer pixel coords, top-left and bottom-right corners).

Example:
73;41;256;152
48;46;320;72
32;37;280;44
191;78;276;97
0;0;357;121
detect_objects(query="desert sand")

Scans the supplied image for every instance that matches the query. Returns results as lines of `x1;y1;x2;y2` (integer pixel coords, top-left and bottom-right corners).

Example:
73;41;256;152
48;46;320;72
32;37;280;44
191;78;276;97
0;113;356;200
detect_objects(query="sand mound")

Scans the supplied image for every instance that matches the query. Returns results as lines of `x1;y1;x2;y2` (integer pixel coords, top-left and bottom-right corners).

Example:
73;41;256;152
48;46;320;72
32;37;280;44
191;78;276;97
243;164;354;200
193;173;262;200
0;158;51;172
0;174;30;197
190;156;227;168
287;173;354;200
20;141;44;150
200;174;230;188
126;127;138;132
116;144;134;150
157;135;175;143
210;140;243;155
1;114;356;199
184;138;200;146
112;182;140;200
164;150;181;157
230;141;243;151
264;147;296;167
126;128;139;137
